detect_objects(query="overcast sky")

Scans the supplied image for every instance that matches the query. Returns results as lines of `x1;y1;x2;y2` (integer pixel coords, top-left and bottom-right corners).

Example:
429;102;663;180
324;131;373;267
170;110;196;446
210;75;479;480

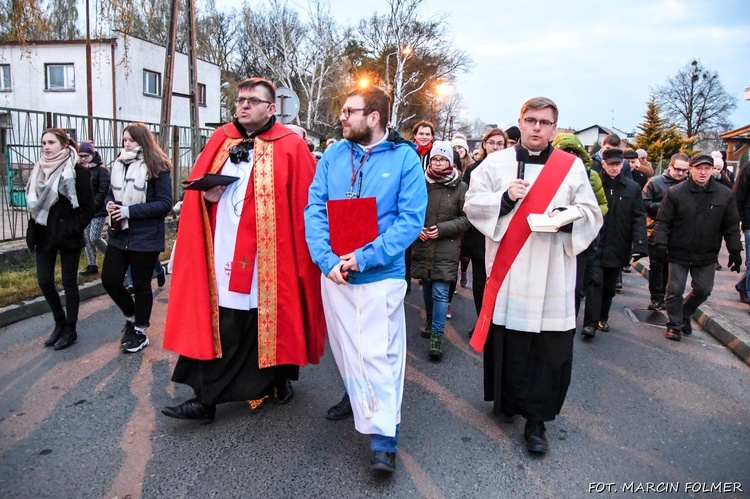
225;0;750;133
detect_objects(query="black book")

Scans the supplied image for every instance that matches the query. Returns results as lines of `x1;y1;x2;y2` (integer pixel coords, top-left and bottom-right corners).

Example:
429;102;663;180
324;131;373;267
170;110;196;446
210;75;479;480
182;173;240;191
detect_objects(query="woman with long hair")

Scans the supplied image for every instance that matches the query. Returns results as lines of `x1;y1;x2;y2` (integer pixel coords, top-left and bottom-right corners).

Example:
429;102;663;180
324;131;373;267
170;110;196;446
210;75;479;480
451;136;473;172
102;123;172;353
26;128;95;350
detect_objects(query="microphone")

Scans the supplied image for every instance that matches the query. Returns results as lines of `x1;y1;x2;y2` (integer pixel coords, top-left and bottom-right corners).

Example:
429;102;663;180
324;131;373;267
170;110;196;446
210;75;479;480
517;161;525;180
516;147;529;180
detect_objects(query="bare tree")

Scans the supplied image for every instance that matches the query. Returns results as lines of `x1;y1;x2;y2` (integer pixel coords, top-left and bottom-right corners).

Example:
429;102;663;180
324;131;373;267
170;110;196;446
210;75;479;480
46;0;81;39
655;60;737;143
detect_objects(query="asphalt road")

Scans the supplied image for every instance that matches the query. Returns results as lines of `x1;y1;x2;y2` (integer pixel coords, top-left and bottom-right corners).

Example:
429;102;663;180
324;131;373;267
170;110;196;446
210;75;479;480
1;269;748;498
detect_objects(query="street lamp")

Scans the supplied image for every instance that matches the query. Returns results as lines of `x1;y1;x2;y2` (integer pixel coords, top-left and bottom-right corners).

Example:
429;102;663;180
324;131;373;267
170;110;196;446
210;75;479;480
358;76;370;88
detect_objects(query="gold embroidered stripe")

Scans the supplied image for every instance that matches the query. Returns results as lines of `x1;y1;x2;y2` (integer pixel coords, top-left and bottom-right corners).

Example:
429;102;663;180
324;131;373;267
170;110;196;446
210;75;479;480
254;139;278;367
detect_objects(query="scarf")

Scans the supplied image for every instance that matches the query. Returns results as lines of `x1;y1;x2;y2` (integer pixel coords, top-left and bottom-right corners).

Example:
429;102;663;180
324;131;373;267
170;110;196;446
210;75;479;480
426;164;459;184
26;146;79;226
110;147;149;230
416;142;432;158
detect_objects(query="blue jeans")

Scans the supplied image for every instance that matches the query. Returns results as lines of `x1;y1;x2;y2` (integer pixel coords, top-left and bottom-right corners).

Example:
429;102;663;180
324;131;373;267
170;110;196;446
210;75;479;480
739;230;750;293
422;279;450;335
370;424;400;452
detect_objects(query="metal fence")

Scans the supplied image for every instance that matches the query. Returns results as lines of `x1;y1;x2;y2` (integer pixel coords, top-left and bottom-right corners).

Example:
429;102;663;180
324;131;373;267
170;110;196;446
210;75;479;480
1;106;212;243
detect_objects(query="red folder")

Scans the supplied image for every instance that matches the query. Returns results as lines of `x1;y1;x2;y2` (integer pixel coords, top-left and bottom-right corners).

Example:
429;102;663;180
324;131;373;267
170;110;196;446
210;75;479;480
327;197;379;256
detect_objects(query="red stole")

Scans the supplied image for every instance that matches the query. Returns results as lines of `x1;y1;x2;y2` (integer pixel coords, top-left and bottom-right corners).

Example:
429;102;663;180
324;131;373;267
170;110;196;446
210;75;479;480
227;172;257;294
469;149;576;353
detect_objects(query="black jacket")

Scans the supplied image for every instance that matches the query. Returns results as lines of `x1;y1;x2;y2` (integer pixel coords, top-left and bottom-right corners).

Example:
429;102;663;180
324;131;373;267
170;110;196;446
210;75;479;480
653;177;741;266
105;170;173;253
733;161;750;231
460;160;485;258
26;166;95;252
642;170;684;242
589;172;647;267
411;173;470;282
88;163;111;217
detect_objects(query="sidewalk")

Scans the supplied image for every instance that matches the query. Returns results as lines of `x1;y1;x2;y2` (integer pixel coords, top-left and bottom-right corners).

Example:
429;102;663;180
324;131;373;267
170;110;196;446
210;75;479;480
631;246;750;367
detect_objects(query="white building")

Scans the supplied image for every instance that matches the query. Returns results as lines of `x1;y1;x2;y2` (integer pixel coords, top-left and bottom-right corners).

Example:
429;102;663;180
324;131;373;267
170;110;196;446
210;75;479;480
0;31;220;128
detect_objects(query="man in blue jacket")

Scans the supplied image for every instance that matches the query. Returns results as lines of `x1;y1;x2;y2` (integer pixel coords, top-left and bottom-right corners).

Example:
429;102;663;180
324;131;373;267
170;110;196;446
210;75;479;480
304;86;427;473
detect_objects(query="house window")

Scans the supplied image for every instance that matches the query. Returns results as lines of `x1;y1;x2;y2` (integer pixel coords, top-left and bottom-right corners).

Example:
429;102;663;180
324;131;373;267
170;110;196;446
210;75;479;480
198;83;207;107
0;65;10;91
143;69;161;97
45;63;75;90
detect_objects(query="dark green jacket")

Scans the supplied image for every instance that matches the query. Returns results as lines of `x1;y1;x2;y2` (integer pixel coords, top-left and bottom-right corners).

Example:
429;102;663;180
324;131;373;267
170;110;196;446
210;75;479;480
411;173;470;282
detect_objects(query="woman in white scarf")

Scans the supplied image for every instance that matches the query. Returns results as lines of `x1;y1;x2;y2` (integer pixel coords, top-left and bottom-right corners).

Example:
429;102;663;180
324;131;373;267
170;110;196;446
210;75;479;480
26;128;95;350
101;123;173;354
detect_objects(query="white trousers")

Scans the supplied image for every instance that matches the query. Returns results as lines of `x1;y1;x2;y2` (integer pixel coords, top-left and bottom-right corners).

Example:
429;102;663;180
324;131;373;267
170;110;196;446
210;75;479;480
321;277;407;437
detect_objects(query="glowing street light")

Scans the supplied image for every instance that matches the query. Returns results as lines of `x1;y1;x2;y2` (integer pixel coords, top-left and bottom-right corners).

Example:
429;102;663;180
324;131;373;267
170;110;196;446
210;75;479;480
358;76;370;88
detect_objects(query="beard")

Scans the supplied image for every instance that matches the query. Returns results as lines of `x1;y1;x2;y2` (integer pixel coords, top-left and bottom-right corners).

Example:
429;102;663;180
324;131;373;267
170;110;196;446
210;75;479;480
343;124;373;145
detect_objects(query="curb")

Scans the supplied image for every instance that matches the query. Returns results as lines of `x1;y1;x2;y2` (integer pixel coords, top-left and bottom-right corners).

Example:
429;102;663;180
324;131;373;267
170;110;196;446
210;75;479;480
0;279;107;329
632;261;750;367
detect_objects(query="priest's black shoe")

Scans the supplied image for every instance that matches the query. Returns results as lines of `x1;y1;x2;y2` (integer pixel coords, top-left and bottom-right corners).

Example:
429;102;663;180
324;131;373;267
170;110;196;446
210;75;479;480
524;420;548;454
274;378;294;404
326;396;353;420
53;326;77;350
580;326;596;339
370;451;396;472
44;322;66;347
162;398;216;422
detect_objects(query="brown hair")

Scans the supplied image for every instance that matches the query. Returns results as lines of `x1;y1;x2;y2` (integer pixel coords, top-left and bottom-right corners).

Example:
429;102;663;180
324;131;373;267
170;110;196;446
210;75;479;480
411;120;435;139
237;77;276;102
41;127;78;152
348;86;390;130
669;153;689;165
520;97;559;123
123;123;171;178
479;128;508;161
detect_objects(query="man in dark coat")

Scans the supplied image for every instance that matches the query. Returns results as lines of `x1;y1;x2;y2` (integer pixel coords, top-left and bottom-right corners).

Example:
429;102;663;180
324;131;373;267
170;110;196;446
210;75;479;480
642;153;689;310
653;154;742;341
582;149;647;339
732;160;750;304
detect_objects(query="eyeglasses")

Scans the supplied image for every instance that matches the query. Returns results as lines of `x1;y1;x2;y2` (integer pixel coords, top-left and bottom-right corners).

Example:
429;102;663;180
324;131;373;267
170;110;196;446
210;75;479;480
671;167;689;174
234;96;274;107
79;153;92;159
430;157;450;165
486;140;505;148
522;117;556;128
340;107;368;119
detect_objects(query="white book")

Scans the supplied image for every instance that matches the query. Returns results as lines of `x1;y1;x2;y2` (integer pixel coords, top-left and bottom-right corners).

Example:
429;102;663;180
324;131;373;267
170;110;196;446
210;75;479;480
527;206;583;233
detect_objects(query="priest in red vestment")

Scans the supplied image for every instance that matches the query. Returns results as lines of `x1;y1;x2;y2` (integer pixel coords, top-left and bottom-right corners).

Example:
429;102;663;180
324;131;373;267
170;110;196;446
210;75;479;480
161;77;326;422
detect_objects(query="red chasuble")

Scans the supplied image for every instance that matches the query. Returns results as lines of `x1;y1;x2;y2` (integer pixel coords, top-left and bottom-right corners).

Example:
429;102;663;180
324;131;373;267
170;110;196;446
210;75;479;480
162;122;326;367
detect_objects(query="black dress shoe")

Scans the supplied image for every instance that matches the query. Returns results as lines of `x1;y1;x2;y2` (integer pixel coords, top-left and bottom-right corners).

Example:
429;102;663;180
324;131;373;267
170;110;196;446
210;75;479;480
162;398;216;422
44;322;66;347
580;326;596;339
597;321;610;332
53;326;77;350
524;420;548;454
274;378;294;404
370;451;396;472
666;328;681;341
326;397;353;420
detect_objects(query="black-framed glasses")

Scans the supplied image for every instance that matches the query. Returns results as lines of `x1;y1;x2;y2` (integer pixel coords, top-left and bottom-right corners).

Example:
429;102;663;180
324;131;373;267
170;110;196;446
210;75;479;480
234;96;274;107
341;107;368;119
523;117;556;128
430;157;450;165
672;167;689;173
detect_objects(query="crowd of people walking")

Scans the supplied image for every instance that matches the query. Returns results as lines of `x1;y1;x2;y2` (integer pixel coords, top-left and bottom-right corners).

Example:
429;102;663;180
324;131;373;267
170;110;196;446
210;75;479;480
25;77;748;473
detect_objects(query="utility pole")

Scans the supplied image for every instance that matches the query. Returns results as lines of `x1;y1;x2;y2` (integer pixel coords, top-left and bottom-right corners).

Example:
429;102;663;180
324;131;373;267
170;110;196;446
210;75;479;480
85;0;93;139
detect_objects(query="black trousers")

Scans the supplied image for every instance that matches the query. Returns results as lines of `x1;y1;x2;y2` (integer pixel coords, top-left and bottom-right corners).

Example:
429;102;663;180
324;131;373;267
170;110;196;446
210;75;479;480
101;245;159;327
583;265;620;327
470;255;487;315
35;247;82;327
484;325;574;422
648;244;669;302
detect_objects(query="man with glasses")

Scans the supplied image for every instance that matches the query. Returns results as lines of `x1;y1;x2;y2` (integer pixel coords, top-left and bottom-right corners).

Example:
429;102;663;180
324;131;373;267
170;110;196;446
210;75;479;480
642;153;690;310
465;97;602;455
653;154;741;341
162;77;325;422
305;86;427;473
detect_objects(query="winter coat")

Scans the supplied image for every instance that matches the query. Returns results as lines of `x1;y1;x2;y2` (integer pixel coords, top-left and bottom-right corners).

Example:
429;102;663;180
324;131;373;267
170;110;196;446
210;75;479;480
411;172;470;282
460;160;485;258
653;177;741;266
88;161;111;218
26;165;95;252
642;170;684;242
105;169;173;253
732;161;750;231
588;172;647;268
